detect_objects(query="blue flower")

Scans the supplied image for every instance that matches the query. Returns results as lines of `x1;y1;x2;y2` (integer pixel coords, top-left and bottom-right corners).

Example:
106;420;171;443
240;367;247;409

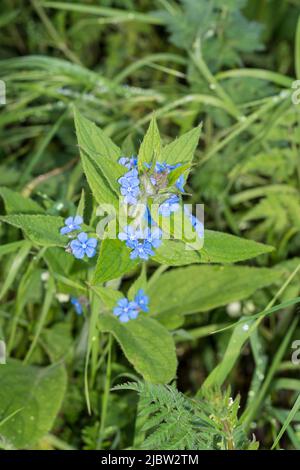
144;227;162;249
155;162;181;174
159;194;180;216
155;162;169;174
70;232;98;259
118;225;143;249
176;174;185;193
119;156;138;169
118;169;140;205
113;298;139;323
60;215;83;235
71;297;83;315
130;240;154;260
134;289;149;312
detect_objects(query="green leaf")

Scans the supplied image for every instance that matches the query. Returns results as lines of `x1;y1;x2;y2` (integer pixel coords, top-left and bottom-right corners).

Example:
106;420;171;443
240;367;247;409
93;238;138;284
203;230;274;263
153;230;273;265
160;125;201;165
77;189;85;218
167;162;190;186
0;241;29;259
271;394;300;449
79;153;117;206
74;108;123;207
202;318;256;391
148;265;281;321
43;247;74;275
98;313;177;383
138;116;161;169
0;187;44;214
41;323;73;362
92;285;123;310
0;214;67;246
0;361;67;448
0;241;32;302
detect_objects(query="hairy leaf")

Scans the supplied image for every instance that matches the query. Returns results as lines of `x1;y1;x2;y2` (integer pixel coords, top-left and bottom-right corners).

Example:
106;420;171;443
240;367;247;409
98;314;177;383
0;361;67;448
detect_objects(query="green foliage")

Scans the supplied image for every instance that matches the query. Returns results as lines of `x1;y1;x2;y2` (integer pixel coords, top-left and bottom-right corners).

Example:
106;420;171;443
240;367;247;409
0;214;67;246
0;187;44;214
113;381;259;450
0;0;299;452
157;0;263;69
74;108;123;207
148;265;281;320
138;116;161;168
98;314;177;384
153;230;273;265
93;239;138;284
0;361;67;449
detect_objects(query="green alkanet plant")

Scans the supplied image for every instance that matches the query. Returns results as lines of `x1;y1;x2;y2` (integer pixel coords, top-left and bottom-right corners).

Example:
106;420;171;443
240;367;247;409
0;109;274;386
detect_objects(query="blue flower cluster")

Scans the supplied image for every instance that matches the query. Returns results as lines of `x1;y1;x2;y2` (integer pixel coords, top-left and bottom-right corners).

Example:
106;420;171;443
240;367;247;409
60;216;98;260
118;157;185;210
113;289;149;323
117;155;189;259
118;226;162;260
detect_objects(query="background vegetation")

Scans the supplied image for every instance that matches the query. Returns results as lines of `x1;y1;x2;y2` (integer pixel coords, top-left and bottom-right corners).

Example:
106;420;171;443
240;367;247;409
0;0;300;450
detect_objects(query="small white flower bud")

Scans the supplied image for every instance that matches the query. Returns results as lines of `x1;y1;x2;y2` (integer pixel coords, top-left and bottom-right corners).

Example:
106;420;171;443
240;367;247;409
226;301;241;317
56;293;70;303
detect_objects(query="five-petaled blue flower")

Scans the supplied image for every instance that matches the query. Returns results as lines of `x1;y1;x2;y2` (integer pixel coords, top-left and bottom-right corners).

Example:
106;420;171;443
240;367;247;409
118;168;140;205
70;232;98;259
71;297;83;315
113;298;139;323
118;225;162;260
134;289;149;312
130;240;154;260
159;194;180;216
118;225;143;248
60;215;83;235
144;227;162;249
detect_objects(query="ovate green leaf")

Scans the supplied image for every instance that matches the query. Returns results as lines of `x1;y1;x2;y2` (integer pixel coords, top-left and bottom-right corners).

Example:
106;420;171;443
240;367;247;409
153;230;273;265
98;313;177;383
0;187;44;214
74;108;123;207
148;265;281;321
93;239;138;284
138;116;161;169
160;125;201;165
0;361;67;448
0;214;67;246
